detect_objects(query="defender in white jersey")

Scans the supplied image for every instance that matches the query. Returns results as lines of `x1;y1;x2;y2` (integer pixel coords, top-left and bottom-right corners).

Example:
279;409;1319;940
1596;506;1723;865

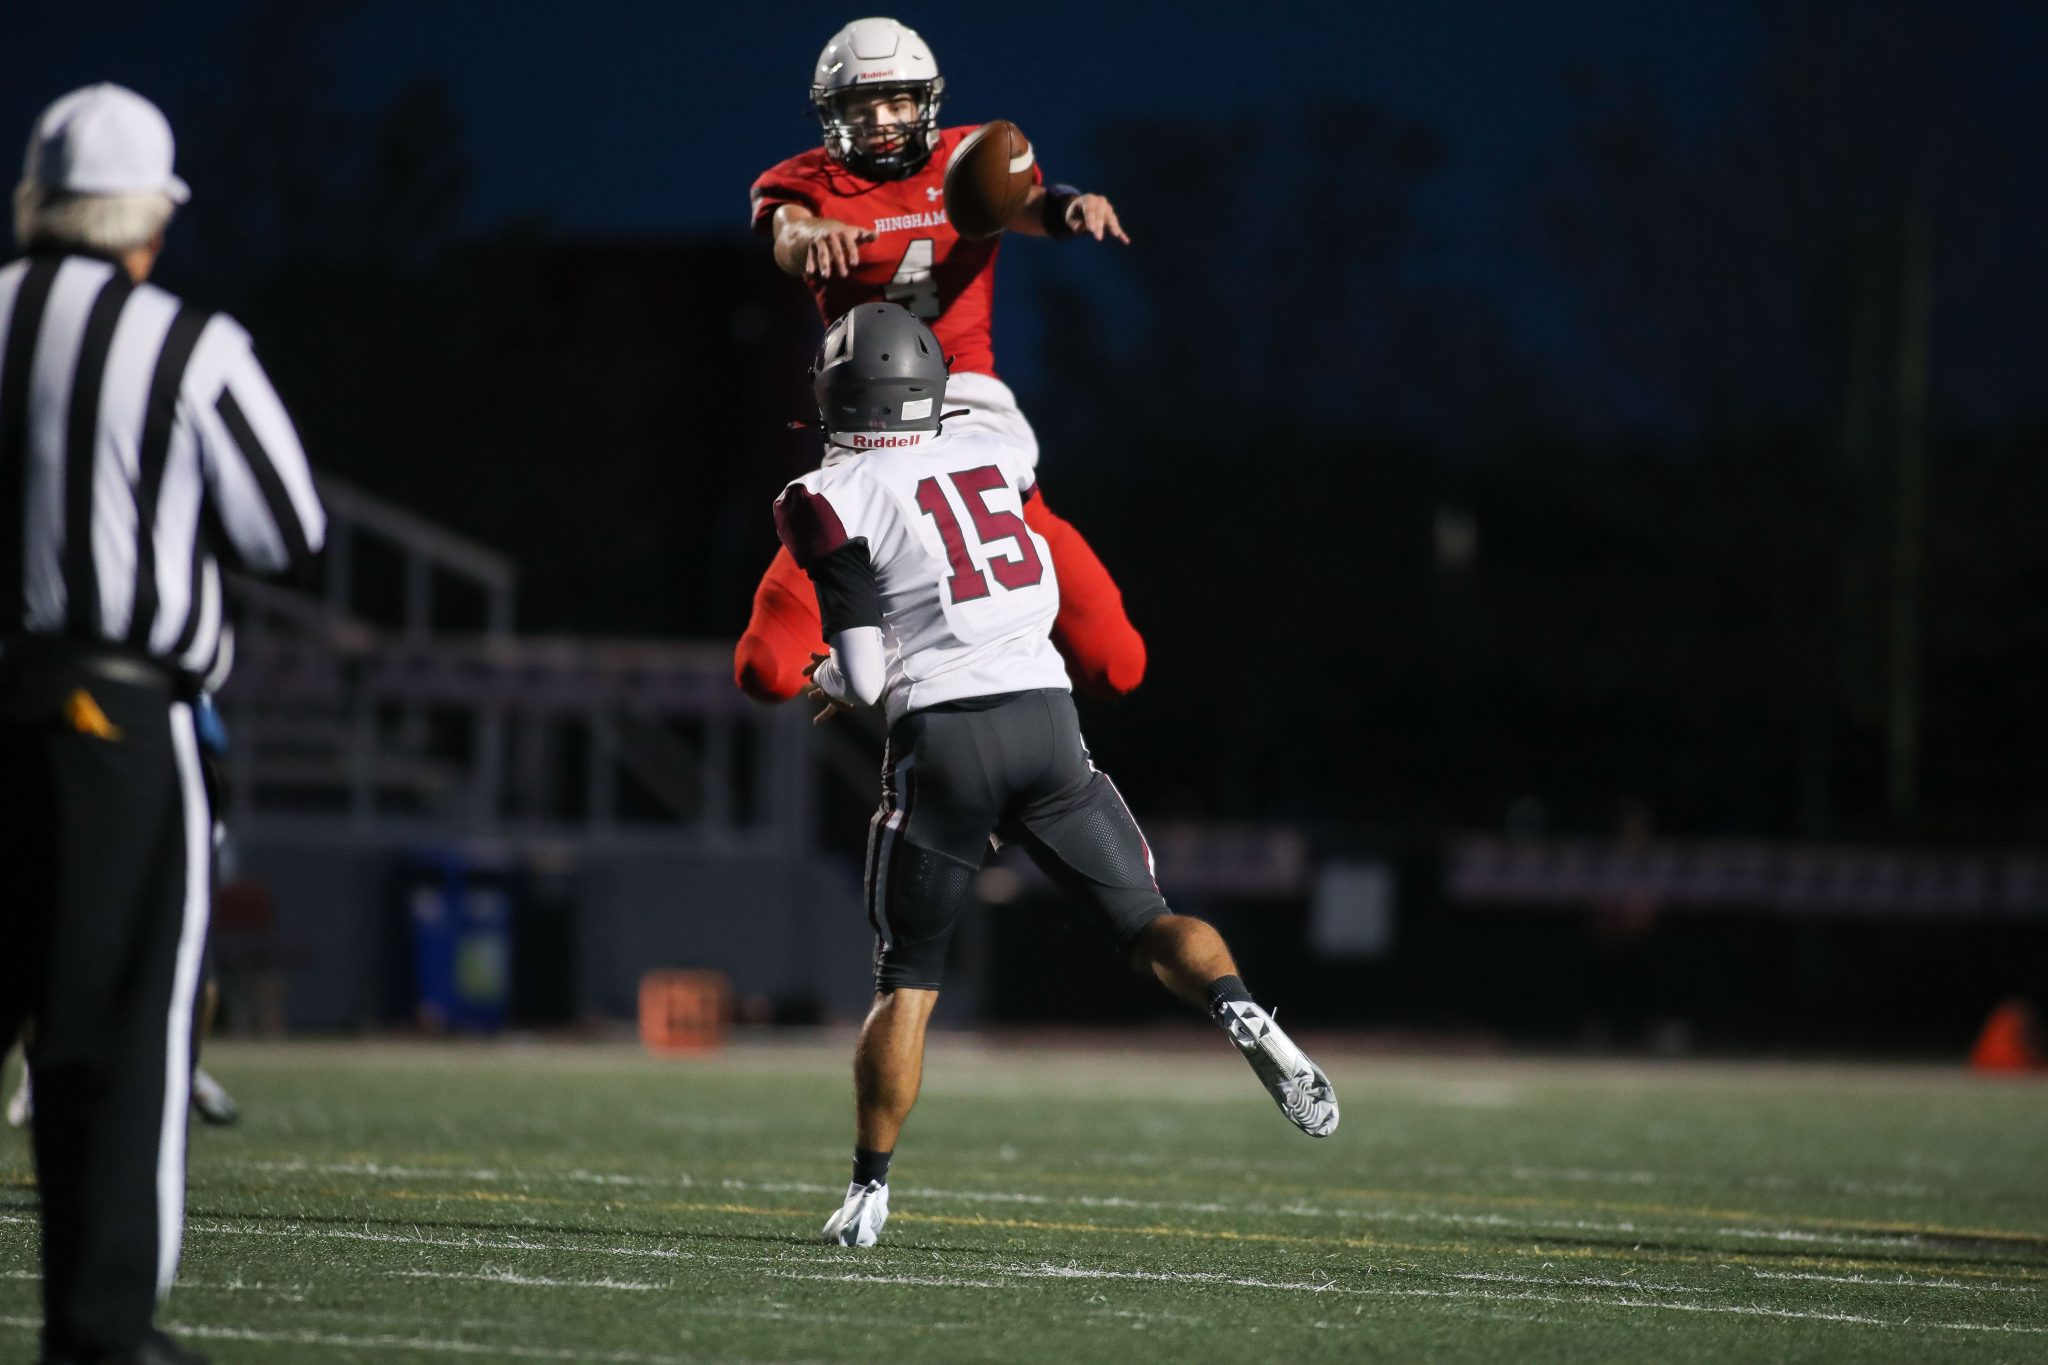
774;305;1338;1249
777;422;1066;720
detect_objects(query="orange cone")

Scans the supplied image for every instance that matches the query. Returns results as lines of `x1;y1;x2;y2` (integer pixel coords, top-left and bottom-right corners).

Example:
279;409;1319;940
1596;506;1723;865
1969;1000;2046;1073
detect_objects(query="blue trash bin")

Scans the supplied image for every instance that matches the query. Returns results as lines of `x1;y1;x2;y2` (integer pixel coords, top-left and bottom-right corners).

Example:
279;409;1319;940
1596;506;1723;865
404;848;513;1033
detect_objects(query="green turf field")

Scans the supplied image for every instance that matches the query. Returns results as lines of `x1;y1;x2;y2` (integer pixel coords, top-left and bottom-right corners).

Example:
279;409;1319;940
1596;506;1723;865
2;1037;2044;1363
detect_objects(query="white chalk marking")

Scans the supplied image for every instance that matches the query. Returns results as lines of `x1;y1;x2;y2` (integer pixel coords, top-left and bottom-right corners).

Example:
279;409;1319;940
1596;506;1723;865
7;1252;2046;1344
697;1267;2048;1337
391;1268;665;1292
1745;1269;2032;1293
770;1270;1008;1290
223;1159;2018;1259
0;1316;715;1363
1450;1271;1703;1294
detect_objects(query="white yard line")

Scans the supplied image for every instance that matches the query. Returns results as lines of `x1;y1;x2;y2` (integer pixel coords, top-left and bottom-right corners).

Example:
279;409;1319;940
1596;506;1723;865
10;1200;2040;1298
18;1254;2027;1303
0;1316;782;1363
1450;1271;1704;1293
1072;1149;1949;1200
183;1219;719;1262
392;1268;667;1292
1269;1200;1955;1253
1409;1161;1941;1200
221;1158;2027;1261
742;1269;2048;1337
1745;1269;2033;1293
13;1209;2044;1339
8;1260;2045;1345
770;1270;1009;1290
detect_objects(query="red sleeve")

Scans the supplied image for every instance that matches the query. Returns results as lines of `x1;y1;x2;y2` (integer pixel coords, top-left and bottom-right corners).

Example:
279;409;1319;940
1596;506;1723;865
750;153;826;233
735;546;828;703
774;484;854;570
1026;493;1146;699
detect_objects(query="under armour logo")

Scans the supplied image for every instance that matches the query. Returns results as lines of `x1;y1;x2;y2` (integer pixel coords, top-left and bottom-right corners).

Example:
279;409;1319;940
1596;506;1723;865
925;186;942;202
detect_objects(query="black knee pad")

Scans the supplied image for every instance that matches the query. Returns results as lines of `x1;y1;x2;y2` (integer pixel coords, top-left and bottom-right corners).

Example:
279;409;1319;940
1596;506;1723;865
874;841;980;991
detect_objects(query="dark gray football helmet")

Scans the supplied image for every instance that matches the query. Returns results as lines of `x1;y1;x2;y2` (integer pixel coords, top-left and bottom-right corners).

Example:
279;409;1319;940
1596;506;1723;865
812;303;949;441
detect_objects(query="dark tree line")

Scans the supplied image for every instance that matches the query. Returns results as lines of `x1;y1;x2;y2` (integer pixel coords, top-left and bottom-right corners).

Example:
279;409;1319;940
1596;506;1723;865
1025;1;2048;844
157;1;2048;844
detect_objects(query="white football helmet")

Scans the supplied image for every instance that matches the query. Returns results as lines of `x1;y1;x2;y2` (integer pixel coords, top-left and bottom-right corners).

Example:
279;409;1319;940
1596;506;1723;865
811;17;944;180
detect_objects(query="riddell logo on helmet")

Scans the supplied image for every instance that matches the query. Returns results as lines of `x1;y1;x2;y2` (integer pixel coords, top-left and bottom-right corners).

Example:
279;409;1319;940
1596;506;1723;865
856;69;901;81
850;433;921;448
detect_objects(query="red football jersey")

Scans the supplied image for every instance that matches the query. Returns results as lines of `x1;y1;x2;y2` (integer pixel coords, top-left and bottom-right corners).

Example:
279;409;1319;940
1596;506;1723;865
749;126;1043;379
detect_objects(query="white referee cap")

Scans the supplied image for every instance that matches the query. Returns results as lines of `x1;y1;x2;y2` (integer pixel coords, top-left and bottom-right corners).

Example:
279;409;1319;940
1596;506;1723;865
23;84;190;204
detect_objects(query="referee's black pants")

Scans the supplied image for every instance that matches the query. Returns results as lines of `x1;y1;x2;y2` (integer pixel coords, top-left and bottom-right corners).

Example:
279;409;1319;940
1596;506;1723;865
0;656;212;1358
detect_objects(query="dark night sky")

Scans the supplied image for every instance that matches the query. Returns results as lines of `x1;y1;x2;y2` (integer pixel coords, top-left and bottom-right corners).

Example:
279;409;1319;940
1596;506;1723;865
7;1;2045;406
9;2;1765;230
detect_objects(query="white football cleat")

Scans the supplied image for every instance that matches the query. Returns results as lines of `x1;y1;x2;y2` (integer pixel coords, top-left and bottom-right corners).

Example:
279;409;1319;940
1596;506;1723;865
4;1068;29;1129
821;1179;889;1246
191;1067;240;1126
1216;1001;1339;1137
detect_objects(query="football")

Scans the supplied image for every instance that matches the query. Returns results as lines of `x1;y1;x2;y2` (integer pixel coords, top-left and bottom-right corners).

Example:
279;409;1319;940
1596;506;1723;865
943;120;1035;240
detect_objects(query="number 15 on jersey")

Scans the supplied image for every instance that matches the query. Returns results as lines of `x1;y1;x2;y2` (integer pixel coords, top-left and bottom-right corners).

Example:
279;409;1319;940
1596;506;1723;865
915;466;1045;606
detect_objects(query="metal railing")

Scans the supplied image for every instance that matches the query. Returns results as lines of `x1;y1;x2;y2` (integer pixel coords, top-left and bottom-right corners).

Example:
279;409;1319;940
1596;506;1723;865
219;477;814;852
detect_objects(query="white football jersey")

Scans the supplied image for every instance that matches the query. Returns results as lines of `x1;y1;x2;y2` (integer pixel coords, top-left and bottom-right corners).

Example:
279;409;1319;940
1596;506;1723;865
779;427;1068;721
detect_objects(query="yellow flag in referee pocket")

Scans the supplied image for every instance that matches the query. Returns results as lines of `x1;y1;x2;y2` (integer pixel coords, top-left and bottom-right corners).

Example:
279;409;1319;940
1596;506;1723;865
64;689;122;741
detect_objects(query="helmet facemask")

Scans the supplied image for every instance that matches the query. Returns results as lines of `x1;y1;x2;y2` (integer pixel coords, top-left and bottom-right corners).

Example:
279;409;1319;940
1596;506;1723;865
814;80;944;181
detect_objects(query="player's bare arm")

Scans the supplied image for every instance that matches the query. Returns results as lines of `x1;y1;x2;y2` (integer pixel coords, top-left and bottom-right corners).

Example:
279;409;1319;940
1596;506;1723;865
771;203;877;280
1009;184;1130;243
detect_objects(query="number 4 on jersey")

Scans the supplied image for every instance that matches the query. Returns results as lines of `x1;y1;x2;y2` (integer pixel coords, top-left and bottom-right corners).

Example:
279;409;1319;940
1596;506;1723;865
916;467;1044;604
885;237;940;318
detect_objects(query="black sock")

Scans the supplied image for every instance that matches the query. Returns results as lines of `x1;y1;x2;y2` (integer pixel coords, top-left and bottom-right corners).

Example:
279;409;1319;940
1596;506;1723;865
853;1146;893;1188
1206;974;1254;1013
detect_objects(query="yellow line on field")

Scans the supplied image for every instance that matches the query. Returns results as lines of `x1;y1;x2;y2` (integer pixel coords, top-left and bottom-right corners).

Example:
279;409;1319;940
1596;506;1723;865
635;1200;2048;1283
33;1177;2038;1293
1248;1181;2048;1248
629;1198;1438;1252
226;1148;2048;1248
890;1208;1461;1254
320;1185;2048;1285
378;1190;571;1207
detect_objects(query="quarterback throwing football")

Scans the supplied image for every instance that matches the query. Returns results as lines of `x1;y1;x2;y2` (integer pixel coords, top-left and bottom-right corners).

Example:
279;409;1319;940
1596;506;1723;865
778;304;1338;1248
737;16;1146;704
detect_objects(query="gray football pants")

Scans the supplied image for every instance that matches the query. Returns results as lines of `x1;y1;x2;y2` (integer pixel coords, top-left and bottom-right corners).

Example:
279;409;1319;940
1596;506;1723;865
864;688;1169;991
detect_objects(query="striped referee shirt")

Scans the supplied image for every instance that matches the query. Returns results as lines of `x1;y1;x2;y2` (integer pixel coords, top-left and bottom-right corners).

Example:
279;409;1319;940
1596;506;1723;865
0;248;325;688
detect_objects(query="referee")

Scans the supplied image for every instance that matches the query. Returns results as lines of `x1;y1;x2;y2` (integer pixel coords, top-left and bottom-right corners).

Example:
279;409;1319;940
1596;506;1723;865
0;85;324;1365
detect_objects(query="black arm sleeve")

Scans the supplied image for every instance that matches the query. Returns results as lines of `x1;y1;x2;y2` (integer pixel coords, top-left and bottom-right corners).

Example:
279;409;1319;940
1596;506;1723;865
809;538;882;634
1041;183;1083;239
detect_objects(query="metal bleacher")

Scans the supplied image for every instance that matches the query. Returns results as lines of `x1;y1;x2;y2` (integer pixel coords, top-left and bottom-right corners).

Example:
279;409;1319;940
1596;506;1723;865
218;476;821;855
